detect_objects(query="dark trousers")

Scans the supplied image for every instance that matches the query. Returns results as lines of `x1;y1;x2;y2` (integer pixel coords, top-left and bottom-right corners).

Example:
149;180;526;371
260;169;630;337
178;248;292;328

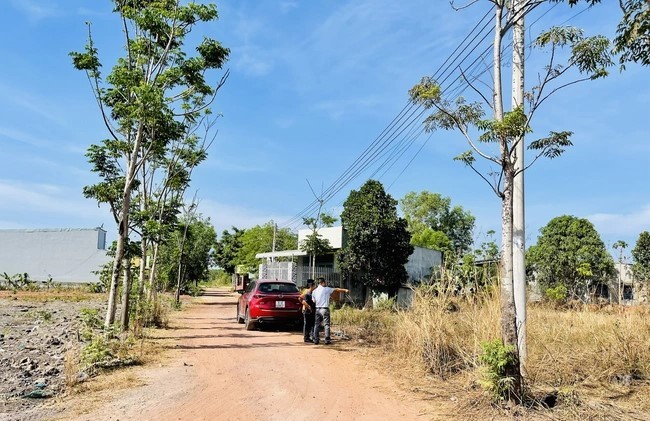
303;311;315;341
313;308;330;344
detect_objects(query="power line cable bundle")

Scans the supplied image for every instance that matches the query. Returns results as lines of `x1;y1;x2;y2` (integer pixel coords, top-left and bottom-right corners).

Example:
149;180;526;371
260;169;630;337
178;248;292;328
281;1;587;230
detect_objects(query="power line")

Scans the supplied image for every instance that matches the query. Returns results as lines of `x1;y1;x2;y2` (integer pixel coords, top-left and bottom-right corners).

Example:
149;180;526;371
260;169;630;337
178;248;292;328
280;1;574;230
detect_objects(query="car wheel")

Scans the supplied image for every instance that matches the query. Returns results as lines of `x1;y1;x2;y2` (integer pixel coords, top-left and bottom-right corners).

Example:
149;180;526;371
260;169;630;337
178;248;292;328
244;307;256;331
236;303;244;324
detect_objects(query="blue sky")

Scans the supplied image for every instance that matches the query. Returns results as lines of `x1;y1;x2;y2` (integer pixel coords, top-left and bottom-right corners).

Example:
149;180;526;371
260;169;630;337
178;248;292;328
0;0;648;258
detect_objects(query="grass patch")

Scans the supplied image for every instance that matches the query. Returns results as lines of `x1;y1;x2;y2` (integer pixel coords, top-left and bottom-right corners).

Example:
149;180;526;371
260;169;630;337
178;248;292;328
332;285;650;418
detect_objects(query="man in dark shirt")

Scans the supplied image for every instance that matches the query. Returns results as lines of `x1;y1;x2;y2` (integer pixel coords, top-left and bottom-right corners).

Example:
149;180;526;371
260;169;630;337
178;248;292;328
299;279;316;343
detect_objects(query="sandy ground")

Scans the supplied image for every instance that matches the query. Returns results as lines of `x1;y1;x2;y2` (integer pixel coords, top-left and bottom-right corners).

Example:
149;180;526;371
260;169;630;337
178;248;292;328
60;288;444;421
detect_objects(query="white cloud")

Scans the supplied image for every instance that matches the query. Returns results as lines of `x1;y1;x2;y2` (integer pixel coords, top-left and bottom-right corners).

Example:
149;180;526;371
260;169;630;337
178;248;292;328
314;96;383;120
198;199;292;234
588;205;650;237
10;0;60;22
0;179;103;220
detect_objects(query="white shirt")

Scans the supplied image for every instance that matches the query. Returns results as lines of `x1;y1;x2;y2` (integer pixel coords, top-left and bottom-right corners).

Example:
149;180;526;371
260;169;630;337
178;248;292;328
311;285;335;308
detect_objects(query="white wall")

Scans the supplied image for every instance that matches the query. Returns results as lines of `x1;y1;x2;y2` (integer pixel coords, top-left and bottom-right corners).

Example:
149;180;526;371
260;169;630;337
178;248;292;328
298;226;344;249
0;228;111;283
404;246;442;281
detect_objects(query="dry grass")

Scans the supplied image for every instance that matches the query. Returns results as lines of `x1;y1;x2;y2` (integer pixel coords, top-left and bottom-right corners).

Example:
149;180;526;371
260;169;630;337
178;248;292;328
334;286;650;419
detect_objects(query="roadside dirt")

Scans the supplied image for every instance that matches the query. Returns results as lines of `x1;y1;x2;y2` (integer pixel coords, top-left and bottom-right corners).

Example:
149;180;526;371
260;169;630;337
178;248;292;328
56;288;449;420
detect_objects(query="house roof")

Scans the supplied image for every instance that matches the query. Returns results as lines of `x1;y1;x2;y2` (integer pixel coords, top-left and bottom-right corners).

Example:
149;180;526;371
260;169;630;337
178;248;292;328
256;249;307;259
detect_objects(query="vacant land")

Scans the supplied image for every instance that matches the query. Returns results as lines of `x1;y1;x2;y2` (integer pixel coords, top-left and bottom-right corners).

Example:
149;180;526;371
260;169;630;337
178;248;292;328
0;290;107;420
3;288;649;420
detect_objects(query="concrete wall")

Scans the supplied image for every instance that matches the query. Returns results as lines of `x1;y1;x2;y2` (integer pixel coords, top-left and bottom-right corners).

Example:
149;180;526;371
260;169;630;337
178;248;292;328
0;228;111;283
404;246;442;281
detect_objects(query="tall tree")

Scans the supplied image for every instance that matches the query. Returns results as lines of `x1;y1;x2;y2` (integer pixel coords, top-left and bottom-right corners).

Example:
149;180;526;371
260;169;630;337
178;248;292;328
527;215;615;299
632;231;650;284
71;1;229;330
214;227;245;275
337;180;413;297
409;2;613;398
400;191;475;255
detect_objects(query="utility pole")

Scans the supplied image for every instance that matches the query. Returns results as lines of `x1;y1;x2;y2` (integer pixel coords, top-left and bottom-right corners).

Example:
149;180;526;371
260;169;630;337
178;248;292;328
512;0;527;371
271;220;277;262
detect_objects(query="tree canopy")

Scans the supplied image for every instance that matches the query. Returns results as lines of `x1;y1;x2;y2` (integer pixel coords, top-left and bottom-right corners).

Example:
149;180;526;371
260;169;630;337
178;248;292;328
400;191;475;255
71;0;230;330
632;231;650;283
337;180;413;294
527;215;615;299
214;227;244;275
235;223;297;274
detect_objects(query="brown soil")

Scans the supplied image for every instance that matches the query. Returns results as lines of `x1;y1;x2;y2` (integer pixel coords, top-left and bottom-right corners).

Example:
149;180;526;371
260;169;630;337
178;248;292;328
54;288;451;420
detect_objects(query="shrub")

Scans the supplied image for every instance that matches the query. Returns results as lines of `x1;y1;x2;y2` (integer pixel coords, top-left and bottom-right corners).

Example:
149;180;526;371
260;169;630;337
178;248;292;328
544;283;568;304
478;339;517;401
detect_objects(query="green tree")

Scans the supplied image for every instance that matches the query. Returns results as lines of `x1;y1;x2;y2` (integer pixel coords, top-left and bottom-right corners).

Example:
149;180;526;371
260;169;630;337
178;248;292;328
557;0;650;68
400;191;475;255
632;231;650;283
235;223;297;274
527;215;615;299
337;180;413;296
157;214;216;300
409;4;613;398
71;0;229;330
214;227;244;275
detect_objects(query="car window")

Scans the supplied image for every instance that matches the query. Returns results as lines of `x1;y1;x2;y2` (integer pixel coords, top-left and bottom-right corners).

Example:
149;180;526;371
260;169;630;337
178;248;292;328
257;283;299;294
245;281;256;293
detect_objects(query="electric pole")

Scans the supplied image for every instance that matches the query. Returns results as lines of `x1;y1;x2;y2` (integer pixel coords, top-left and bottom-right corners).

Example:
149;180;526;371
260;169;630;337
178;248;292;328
512;0;527;370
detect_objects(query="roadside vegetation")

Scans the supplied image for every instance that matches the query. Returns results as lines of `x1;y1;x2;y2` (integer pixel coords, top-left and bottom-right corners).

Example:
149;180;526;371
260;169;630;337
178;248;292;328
333;281;650;419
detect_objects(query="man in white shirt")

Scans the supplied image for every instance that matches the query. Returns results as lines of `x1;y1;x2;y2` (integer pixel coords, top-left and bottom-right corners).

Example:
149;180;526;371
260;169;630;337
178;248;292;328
311;277;349;345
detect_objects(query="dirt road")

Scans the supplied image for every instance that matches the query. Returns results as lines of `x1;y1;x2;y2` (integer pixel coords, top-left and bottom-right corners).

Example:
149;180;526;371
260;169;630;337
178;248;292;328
64;288;440;420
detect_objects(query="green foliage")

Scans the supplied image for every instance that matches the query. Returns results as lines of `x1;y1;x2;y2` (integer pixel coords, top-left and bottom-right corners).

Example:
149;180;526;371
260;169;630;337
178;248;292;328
400;191;475;255
0;272;35;291
214;227;244;274
235;222;297;274
157;214;216;292
632;231;650;283
478;339;517;401
614;0;650;68
337;180;413;293
544;283;568;303
79;308;103;341
527;215;615;299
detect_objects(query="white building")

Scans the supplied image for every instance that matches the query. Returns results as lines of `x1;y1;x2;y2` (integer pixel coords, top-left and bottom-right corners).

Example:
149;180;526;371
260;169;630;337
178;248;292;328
256;226;442;287
0;228;111;283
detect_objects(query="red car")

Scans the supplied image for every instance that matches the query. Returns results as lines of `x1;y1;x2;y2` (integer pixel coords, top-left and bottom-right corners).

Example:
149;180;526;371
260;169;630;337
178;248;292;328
236;279;302;330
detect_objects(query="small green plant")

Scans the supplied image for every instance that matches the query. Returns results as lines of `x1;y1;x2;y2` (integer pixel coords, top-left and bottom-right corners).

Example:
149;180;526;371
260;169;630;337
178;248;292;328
478;339;517;401
81;334;113;367
79;308;102;341
87;282;106;293
544;284;568;303
36;310;53;322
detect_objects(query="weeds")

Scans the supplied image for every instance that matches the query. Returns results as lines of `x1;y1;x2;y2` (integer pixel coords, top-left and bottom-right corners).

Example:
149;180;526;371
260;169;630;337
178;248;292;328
478;339;517;401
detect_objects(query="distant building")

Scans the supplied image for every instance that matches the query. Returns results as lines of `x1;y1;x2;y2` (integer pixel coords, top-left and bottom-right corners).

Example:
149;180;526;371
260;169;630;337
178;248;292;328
255;226;442;303
0;228;111;283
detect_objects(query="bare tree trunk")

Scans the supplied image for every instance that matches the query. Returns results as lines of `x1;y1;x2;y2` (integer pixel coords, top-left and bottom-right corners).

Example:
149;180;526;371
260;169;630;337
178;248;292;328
494;1;522;399
138;238;148;299
120;258;133;330
148;242;160;302
500;169;522;399
105;124;144;330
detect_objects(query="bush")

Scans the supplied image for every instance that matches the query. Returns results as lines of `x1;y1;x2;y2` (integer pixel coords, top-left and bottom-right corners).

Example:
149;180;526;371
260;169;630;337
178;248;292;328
478;339;517;401
544;283;568;304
